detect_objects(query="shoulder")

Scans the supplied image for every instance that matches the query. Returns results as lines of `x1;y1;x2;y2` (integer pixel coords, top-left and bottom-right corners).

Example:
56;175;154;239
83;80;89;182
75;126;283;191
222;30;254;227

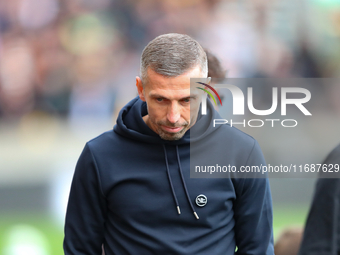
211;123;258;155
223;124;256;145
216;125;266;178
88;130;115;147
86;129;124;157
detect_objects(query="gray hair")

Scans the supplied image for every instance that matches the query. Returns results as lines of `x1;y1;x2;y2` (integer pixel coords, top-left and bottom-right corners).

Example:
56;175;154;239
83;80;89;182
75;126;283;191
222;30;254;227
140;33;207;84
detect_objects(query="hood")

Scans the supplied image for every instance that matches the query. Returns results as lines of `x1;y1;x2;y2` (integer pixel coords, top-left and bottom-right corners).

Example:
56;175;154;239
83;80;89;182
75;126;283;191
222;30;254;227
114;96;222;144
113;96;225;220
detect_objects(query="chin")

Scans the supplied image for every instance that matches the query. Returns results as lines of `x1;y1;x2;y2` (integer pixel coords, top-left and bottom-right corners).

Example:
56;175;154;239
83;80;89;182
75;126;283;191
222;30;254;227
158;129;187;141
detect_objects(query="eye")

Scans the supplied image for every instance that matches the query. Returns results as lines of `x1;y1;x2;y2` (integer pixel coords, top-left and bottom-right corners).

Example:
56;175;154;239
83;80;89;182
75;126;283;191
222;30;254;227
156;98;164;102
182;98;190;103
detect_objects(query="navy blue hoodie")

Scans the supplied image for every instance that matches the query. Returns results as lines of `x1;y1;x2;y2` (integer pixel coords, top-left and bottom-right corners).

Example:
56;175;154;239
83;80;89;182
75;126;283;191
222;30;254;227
64;96;274;255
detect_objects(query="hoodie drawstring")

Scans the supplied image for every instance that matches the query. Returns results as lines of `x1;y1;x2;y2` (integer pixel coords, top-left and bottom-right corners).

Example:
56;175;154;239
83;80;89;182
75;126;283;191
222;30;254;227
175;146;199;220
162;144;199;220
163;145;181;215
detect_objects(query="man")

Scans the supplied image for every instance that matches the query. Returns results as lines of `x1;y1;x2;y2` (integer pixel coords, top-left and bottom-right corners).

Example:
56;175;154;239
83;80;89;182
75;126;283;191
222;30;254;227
298;143;340;255
64;33;274;254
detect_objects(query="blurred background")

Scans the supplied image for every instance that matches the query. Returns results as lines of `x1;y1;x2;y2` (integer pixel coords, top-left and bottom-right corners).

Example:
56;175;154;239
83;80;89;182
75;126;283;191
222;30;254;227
1;0;340;254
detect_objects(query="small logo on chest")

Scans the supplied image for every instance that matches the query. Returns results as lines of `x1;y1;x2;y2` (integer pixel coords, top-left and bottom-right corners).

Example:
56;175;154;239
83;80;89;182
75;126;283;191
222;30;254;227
195;194;207;207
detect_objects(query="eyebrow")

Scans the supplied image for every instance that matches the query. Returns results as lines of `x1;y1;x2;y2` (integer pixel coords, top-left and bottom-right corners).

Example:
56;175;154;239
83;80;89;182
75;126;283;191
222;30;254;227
149;93;198;100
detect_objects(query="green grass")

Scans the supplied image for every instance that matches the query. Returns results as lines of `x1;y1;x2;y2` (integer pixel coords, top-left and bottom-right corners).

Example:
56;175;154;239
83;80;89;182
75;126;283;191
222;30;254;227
0;206;309;254
273;204;309;239
0;213;63;255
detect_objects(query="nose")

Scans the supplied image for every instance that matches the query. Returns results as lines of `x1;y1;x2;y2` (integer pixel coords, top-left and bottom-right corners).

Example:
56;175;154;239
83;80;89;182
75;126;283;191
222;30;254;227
167;102;181;124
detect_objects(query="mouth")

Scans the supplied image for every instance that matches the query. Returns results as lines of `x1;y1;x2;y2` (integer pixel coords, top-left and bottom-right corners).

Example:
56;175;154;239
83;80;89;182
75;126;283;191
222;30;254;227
160;125;184;133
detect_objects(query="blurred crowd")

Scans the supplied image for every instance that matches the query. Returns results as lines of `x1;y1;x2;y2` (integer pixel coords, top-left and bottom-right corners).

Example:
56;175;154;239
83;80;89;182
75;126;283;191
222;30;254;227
0;0;340;120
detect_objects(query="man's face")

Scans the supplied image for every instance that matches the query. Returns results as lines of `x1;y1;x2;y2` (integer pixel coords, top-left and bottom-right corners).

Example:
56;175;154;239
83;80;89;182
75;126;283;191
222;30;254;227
136;66;205;140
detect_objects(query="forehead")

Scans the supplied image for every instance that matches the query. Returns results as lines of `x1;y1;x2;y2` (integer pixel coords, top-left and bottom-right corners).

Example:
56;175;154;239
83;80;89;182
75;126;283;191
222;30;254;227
145;66;205;92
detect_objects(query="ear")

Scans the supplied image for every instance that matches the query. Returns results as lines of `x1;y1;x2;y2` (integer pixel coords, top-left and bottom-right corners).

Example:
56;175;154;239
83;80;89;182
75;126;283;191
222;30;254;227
136;76;146;102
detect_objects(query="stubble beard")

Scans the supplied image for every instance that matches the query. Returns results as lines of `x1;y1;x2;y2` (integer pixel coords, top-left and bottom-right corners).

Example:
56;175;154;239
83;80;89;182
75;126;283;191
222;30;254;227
155;112;199;141
156;120;189;141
